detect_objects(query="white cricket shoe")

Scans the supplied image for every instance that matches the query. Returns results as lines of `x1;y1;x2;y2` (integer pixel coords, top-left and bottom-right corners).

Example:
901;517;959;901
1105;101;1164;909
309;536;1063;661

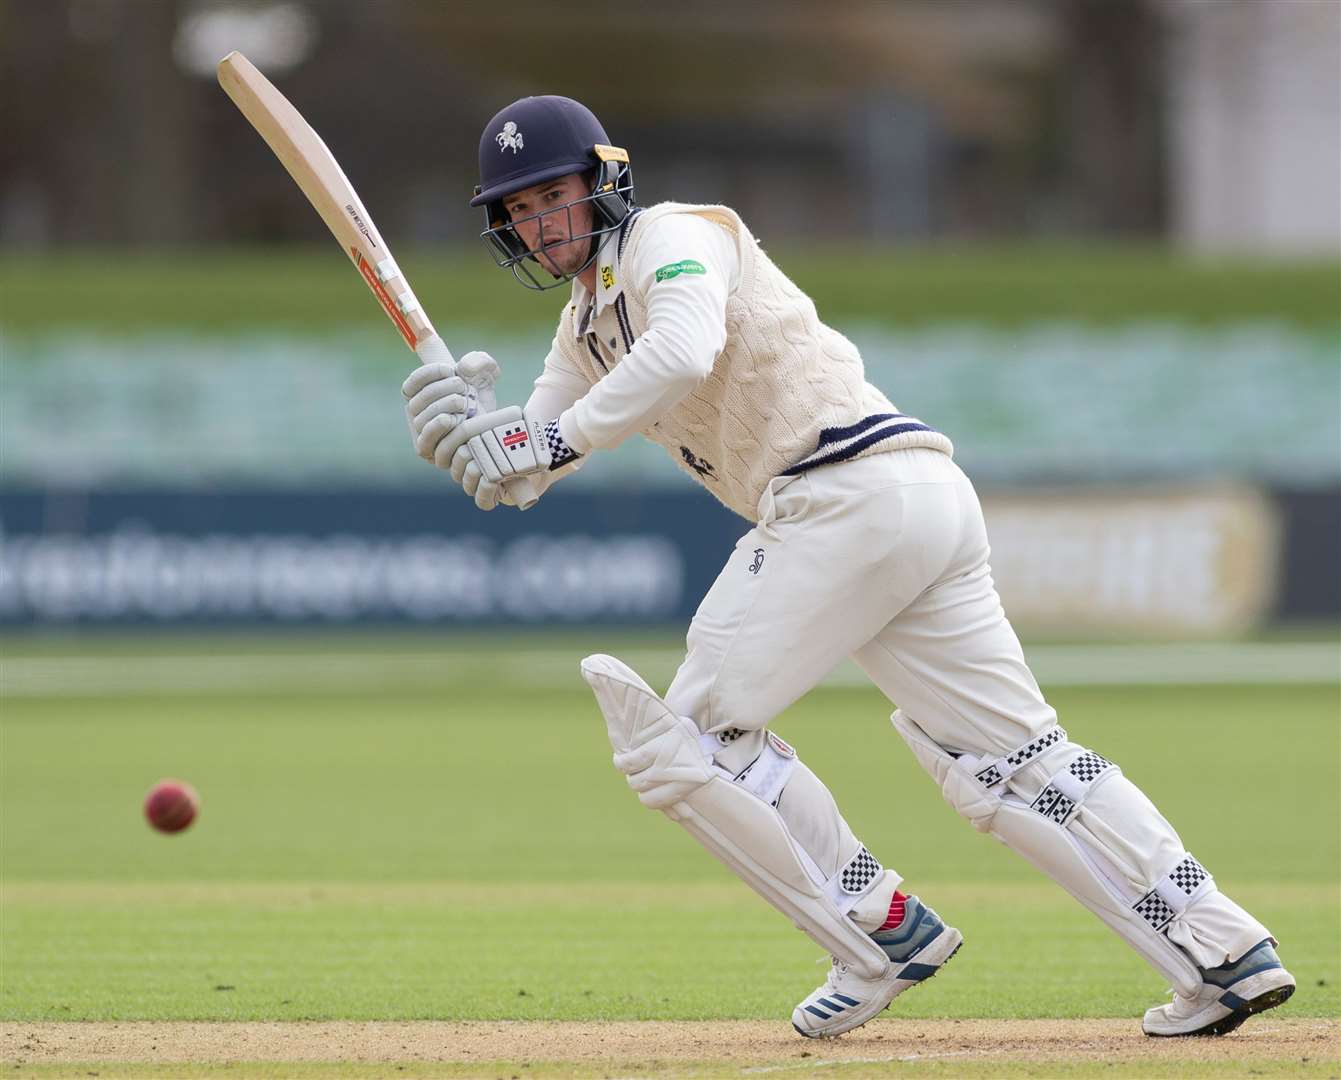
791;895;963;1038
1143;938;1296;1037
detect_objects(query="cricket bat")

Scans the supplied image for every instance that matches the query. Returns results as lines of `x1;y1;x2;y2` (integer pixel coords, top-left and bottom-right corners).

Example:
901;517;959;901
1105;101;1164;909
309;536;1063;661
216;51;539;509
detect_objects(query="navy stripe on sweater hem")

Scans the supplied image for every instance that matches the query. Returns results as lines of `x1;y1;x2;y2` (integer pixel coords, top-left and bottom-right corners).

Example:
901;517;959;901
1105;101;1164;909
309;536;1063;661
815;412;907;445
781;422;935;476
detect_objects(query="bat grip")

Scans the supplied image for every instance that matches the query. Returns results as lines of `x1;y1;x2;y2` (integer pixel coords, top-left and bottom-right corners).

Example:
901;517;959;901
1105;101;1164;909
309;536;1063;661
414;334;454;365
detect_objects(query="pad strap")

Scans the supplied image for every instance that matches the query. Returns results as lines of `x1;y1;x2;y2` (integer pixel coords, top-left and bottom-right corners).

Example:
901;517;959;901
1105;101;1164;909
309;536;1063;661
974;725;1068;789
1133;853;1216;933
796;842;885;914
829;845;883;911
700;730;796;807
1030;750;1120;825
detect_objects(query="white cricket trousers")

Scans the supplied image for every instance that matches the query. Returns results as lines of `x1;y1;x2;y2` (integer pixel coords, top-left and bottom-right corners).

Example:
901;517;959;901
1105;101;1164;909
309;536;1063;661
664;448;1268;967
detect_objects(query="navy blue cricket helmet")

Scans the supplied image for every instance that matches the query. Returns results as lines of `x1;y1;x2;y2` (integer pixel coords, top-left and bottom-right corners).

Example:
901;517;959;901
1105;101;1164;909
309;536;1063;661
471;95;635;290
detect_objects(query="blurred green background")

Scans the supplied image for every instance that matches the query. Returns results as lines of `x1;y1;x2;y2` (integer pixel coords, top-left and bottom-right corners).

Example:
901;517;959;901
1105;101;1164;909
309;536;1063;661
3;249;1340;332
3;1;1338;494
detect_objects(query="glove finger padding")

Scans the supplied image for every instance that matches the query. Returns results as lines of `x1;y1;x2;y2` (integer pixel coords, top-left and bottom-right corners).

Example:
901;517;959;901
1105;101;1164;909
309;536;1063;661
402;363;456;401
405;375;467;420
468;433;507;483
456;351;501;420
409;393;468;437
460;458;482;497
474;478;502;511
455;350;501;388
450;444;475;486
417;413;464;464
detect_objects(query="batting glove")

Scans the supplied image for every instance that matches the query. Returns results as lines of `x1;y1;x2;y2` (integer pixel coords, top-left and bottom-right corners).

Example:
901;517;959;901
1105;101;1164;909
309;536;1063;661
442;408;581;510
401;351;501;464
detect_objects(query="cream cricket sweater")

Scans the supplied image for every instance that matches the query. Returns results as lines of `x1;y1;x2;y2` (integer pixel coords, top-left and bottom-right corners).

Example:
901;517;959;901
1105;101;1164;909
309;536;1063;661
547;202;953;520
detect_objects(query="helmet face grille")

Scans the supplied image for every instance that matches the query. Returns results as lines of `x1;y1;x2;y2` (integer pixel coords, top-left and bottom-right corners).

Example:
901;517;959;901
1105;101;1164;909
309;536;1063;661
479;162;635;291
471;95;634;290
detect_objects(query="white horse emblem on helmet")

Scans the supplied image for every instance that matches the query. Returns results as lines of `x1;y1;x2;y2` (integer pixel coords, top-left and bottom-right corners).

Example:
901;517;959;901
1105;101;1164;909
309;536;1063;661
496;122;524;153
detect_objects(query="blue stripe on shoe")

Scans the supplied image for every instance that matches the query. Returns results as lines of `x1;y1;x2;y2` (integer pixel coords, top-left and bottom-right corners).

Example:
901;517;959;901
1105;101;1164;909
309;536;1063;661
875;917;944;962
832;994;861;1007
1219;990;1249;1010
1203;940;1285;989
900;962;940;982
1224;960;1285;985
816;997;846;1012
804;1005;832;1020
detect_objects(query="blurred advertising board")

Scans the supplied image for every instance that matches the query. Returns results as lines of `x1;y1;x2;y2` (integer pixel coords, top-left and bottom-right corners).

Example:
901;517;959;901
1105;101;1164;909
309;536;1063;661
0;483;1328;631
982;486;1281;634
0;490;733;627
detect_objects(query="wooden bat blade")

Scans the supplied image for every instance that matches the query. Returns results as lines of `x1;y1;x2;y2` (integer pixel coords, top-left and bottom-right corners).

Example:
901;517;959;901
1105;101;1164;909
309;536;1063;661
217;52;541;510
217;52;385;261
217;50;427;351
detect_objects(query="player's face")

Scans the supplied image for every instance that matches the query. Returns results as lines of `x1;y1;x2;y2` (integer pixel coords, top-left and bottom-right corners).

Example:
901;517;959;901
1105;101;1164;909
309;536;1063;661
502;173;595;277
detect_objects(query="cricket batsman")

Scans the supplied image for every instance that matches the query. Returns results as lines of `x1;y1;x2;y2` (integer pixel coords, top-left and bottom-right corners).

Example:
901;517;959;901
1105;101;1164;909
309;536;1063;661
401;96;1296;1038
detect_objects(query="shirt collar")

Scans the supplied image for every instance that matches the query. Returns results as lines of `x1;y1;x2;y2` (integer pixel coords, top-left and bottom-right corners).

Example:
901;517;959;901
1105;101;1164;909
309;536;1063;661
570;231;625;338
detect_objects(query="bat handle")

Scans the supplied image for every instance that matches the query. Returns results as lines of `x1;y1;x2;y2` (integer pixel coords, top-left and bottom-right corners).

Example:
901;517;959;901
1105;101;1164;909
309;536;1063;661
414;334;454;365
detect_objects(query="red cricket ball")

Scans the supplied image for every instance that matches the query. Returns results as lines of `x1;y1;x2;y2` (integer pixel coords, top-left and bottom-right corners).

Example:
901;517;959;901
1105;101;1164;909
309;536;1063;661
143;779;200;834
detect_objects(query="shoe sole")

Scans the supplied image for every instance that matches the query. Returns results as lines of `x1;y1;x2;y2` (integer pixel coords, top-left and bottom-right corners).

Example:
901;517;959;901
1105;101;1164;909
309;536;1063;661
1145;980;1296;1038
792;931;964;1039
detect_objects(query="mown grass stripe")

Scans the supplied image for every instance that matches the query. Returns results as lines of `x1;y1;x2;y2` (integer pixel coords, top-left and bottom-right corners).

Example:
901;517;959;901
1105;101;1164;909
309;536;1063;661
2;643;1336;699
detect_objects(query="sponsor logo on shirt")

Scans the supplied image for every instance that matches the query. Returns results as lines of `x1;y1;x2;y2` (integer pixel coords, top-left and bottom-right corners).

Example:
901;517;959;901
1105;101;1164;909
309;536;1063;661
654;259;707;282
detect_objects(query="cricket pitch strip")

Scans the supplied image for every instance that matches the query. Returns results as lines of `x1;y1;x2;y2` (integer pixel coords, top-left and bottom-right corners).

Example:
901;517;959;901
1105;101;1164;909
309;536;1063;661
4;1018;1339;1078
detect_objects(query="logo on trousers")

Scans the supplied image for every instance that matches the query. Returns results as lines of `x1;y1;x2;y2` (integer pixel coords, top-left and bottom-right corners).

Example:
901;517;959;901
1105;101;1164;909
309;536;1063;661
748;548;765;574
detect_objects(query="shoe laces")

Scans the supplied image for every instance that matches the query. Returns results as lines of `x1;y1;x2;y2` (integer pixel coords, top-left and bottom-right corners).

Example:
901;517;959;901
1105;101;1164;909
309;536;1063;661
824;955;847;990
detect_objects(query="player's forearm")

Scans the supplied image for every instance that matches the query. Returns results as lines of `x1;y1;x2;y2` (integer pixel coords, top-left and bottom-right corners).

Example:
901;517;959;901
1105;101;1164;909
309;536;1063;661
561;290;727;452
560;336;707;451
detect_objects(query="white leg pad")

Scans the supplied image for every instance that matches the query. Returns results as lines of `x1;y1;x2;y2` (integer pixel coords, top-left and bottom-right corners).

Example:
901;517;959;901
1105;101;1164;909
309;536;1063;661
584;653;890;980
893;708;1205;996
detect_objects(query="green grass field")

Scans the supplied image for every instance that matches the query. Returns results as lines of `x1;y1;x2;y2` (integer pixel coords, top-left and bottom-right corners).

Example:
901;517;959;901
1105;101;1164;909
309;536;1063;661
2;247;1338;335
2;635;1338;1076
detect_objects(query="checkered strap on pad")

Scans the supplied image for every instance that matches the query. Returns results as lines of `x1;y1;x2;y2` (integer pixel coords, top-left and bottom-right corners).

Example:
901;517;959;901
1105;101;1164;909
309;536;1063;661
1133;853;1215;933
837;846;883;896
809;844;885;916
974;726;1068;789
1029;749;1120;825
